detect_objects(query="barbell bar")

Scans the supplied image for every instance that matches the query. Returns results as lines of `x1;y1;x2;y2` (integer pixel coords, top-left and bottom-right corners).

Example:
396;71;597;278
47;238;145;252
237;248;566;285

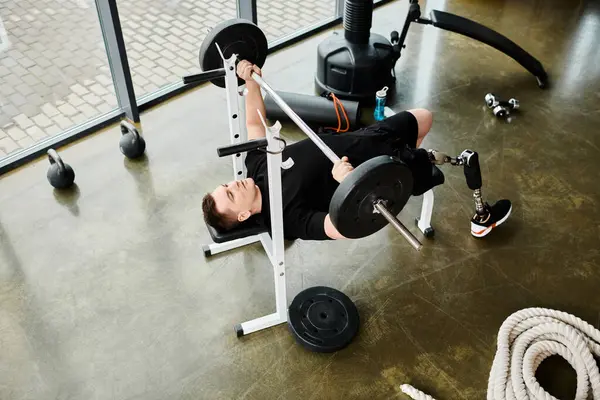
374;200;423;250
252;74;340;164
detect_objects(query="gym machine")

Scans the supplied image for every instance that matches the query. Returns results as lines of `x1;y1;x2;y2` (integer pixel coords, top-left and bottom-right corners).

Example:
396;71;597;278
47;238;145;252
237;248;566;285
315;0;549;101
185;19;440;248
182;19;508;352
182;19;442;352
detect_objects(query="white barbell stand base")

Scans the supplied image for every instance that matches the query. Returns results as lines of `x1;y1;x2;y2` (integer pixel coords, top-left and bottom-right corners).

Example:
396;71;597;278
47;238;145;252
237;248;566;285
204;235;261;257
230;231;290;338
417;189;434;234
237;312;288;336
236;116;288;337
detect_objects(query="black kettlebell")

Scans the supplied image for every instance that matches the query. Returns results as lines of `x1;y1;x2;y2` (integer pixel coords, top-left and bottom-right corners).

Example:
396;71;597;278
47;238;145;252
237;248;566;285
47;149;75;189
119;121;146;159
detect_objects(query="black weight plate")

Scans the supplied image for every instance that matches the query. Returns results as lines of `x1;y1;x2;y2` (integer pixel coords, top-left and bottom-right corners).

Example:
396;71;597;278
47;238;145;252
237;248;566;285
329;155;413;239
199;19;268;88
288;286;359;353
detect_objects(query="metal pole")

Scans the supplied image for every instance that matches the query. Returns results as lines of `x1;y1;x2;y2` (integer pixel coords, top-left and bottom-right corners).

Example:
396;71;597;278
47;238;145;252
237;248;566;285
335;0;345;18
251;74;341;163
223;54;247;181
237;0;258;24
95;0;139;123
374;201;423;251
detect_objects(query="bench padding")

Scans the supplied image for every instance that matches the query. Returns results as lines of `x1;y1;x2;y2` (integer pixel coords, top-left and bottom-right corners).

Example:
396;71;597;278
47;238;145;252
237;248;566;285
206;216;267;243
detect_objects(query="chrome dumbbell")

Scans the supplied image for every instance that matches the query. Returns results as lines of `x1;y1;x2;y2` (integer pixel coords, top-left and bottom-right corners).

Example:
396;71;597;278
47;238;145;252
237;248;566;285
485;93;519;117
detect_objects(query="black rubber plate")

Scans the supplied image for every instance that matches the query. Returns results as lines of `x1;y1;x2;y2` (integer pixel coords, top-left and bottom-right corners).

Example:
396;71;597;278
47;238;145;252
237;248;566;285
199;19;268;88
329;155;413;239
288;286;359;353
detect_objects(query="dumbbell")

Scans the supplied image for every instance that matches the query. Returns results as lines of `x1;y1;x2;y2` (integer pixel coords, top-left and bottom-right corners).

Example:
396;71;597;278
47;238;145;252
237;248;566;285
485;93;519;118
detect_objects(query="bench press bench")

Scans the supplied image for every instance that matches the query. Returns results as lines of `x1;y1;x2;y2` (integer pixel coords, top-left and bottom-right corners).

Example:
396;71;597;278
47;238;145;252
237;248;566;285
191;20;443;351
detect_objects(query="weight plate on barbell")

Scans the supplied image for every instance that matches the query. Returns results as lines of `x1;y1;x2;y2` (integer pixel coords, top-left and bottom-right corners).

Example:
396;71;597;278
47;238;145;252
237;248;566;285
329;155;413;239
199;19;268;88
288;286;359;353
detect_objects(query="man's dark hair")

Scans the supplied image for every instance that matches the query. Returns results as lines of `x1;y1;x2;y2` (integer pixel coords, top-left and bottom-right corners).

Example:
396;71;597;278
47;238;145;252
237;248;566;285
202;193;237;231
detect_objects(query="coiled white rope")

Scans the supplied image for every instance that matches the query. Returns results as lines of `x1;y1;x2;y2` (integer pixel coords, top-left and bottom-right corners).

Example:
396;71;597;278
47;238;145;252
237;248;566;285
400;308;600;400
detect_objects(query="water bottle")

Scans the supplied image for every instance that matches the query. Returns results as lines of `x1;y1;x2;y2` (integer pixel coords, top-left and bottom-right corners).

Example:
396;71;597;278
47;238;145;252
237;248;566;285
374;86;389;121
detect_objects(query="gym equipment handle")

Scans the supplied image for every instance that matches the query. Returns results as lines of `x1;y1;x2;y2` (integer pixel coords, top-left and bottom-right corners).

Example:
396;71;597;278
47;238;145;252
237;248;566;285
182;68;226;85
47;149;66;172
252;74;341;163
217;138;268;157
374;200;423;251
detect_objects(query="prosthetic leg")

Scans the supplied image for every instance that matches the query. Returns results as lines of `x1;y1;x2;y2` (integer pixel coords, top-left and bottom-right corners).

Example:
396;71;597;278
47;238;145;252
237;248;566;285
428;149;512;237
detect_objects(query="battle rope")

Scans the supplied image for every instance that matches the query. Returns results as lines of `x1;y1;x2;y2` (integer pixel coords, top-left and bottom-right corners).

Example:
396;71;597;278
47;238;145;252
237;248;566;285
400;308;600;400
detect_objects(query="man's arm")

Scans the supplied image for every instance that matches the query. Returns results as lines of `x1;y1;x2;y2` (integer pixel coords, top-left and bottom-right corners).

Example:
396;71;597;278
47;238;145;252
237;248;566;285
323;156;355;240
237;60;266;140
324;214;346;239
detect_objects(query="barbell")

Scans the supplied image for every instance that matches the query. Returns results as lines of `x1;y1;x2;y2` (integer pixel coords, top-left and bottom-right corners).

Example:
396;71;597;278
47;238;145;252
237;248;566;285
185;19;423;250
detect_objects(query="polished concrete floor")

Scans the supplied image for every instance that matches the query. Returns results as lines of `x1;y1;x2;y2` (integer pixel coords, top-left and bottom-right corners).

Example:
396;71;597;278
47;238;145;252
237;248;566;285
1;0;600;399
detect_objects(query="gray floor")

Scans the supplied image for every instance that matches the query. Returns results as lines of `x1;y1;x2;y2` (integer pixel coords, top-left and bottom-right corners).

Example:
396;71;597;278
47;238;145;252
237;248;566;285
1;0;600;399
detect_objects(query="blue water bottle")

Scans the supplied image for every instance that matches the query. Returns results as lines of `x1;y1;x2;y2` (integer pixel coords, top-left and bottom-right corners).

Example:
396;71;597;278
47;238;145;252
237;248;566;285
374;86;389;121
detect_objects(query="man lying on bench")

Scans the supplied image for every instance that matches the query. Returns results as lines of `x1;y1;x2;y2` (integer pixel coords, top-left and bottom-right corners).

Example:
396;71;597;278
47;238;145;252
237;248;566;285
202;61;512;240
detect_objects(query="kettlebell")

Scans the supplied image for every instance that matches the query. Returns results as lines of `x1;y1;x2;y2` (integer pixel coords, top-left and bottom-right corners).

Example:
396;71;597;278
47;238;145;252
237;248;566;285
47;149;75;189
119;121;146;159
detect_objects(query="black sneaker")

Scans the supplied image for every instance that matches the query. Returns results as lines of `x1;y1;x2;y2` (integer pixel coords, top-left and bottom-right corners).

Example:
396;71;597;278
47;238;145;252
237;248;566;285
470;199;512;238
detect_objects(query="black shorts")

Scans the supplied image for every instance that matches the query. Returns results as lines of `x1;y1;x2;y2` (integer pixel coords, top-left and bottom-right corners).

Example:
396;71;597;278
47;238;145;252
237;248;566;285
351;111;435;196
348;111;419;151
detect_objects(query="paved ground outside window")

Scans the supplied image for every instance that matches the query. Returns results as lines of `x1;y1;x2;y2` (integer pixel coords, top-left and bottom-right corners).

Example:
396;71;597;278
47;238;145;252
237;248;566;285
0;0;334;158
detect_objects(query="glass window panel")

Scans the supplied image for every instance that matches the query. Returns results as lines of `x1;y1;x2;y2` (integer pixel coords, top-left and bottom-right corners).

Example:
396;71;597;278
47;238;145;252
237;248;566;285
258;0;337;42
119;1;237;99
0;0;118;161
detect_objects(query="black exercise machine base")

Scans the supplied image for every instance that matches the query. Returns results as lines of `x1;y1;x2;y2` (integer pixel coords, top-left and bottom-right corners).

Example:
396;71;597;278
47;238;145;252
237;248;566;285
315;0;548;101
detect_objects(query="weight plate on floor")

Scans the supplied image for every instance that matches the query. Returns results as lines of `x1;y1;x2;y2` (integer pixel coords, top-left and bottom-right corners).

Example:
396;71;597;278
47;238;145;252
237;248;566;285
288;286;359;353
199;19;268;88
329;155;413;239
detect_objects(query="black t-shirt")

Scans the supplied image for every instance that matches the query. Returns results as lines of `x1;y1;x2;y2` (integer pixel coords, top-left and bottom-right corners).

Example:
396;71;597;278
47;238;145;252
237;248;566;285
244;111;424;241
245;134;406;240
